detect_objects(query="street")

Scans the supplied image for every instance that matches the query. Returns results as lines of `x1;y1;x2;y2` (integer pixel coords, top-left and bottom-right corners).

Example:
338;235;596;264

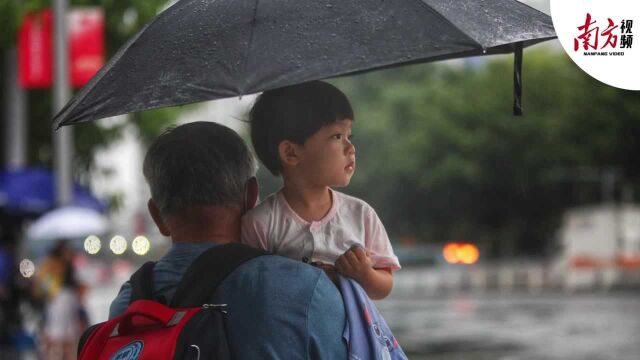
378;290;640;360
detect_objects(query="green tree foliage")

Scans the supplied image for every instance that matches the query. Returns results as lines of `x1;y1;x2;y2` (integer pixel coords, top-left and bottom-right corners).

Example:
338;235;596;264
332;48;640;257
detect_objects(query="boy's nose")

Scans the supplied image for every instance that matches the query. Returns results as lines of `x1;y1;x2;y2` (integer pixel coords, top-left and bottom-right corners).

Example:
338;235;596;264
345;141;355;155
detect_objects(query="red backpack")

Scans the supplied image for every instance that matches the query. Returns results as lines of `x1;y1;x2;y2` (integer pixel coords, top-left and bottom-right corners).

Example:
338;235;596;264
78;243;266;360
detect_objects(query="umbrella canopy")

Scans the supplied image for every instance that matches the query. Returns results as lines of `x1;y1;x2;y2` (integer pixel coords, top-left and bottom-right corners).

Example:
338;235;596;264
26;206;109;242
54;0;555;127
0;168;106;214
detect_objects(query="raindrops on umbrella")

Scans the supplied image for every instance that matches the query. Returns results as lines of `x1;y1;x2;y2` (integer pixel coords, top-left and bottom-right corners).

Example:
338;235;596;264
53;0;555;127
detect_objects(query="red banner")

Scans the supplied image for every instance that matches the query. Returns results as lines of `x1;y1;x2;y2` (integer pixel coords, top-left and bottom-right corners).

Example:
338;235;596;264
69;8;105;88
18;10;53;89
18;8;104;89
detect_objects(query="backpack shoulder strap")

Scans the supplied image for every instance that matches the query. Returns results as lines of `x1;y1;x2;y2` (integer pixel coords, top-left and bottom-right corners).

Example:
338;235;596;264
128;261;156;304
170;243;267;308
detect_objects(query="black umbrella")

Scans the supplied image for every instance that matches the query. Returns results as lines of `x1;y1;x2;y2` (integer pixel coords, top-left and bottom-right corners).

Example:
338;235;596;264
54;0;555;128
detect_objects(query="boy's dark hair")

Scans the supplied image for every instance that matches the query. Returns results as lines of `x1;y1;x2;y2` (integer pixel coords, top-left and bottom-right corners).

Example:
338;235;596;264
250;81;354;176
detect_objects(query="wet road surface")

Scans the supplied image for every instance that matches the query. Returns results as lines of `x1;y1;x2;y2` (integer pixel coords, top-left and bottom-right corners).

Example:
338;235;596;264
378;291;640;360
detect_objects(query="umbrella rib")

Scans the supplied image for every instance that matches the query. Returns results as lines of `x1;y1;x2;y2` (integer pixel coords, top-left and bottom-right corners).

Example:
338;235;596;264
412;0;483;49
241;0;261;92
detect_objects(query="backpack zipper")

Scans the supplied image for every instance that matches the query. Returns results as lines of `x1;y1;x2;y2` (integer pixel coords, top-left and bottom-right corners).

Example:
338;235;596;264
202;303;228;313
202;303;227;308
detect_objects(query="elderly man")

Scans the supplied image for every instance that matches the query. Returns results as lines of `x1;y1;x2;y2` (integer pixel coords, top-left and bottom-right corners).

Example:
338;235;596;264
109;122;347;359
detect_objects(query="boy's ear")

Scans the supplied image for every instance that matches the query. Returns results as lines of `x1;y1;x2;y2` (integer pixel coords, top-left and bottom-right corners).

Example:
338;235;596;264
148;199;171;236
278;140;301;167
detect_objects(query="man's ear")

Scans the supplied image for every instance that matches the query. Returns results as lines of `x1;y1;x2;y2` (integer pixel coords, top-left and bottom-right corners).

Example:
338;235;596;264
244;176;259;212
278;140;301;167
148;199;171;236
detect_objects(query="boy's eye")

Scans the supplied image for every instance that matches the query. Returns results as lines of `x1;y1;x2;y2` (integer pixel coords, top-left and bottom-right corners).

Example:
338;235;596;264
331;134;354;140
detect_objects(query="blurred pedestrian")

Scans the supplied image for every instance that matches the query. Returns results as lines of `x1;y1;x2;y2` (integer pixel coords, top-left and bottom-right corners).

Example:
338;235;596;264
33;240;87;360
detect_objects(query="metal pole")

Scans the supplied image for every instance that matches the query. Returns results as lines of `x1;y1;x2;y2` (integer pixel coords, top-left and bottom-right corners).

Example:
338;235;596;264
53;0;73;206
3;48;28;170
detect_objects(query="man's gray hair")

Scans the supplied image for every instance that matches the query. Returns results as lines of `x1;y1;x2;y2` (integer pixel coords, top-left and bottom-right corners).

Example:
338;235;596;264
143;121;256;216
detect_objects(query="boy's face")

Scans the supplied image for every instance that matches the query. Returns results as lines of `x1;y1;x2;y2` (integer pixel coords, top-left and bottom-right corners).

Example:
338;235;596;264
296;118;356;188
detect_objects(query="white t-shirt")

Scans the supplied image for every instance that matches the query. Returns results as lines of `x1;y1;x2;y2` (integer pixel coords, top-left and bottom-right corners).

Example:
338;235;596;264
241;189;401;270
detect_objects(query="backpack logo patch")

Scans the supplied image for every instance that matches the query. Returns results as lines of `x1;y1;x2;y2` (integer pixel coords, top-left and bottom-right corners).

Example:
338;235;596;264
110;341;144;360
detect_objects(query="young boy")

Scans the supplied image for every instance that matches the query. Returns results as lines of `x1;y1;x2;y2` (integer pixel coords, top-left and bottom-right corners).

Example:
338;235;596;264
241;81;400;299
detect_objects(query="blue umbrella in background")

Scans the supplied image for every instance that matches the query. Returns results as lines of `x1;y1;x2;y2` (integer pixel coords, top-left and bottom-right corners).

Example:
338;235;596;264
0;168;106;214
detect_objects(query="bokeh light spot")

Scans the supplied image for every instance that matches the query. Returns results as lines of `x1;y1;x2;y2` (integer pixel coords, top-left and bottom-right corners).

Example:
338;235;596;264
132;235;150;256
84;235;102;255
110;236;127;255
20;259;35;278
443;243;480;265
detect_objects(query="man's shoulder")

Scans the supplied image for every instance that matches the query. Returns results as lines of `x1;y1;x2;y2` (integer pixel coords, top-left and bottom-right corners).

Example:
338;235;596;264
215;253;347;359
110;248;328;319
216;252;341;310
234;253;322;280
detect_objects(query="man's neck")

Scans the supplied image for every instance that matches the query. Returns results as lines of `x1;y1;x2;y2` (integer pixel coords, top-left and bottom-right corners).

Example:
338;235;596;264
167;206;242;244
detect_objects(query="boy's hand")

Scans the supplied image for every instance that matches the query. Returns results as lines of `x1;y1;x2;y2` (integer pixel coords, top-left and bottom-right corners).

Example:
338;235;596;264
335;246;373;282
